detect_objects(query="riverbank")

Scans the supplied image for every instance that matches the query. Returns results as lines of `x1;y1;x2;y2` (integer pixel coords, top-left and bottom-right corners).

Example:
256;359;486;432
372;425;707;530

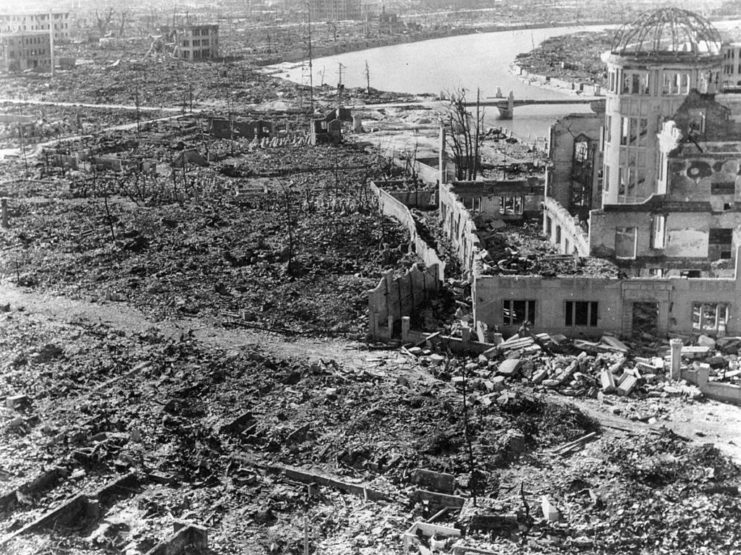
262;19;613;68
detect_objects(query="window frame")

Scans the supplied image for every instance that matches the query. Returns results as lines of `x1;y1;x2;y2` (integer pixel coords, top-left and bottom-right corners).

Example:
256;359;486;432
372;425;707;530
692;303;730;332
502;300;536;326
565;301;599;327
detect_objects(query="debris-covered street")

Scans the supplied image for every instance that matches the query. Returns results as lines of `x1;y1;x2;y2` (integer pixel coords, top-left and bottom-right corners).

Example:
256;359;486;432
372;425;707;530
2;282;741;554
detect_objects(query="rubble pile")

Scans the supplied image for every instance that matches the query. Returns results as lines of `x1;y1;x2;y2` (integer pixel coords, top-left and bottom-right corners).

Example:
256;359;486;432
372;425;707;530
2;144;418;338
478;219;620;277
407;331;716;423
1;287;740;553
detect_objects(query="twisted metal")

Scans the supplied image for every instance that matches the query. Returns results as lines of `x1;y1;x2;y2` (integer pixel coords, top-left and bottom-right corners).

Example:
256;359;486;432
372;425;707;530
611;8;721;58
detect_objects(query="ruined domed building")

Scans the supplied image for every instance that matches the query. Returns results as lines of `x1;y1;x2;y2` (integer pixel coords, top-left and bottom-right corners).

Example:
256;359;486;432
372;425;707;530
468;7;741;338
545;8;741;279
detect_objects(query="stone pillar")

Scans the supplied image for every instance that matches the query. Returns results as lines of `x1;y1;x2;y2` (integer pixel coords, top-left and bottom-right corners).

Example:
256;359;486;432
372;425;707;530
401;316;410;342
352;115;362;132
670;338;683;380
461;326;471;344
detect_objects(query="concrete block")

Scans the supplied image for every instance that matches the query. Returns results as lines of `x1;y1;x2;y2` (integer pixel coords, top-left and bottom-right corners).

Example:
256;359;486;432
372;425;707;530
543;379;560;388
541;496;561;522
618;375;638;396
459;498;519;532
411;469;455;494
600;369;616;393
682;346;711;359
491;376;506;391
600;335;629;353
92;472;139;505
497;359;521;377
697;335;716;349
276;464;389;501
15;494;90;537
145;524;208;555
413;488;466;509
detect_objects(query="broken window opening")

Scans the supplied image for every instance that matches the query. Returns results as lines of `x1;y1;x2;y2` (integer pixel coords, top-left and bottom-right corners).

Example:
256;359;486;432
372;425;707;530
565;301;599;327
709;228;733;260
620;117;629;145
692;303;729;332
499;195;523;215
651;215;666;249
503;300;536;326
615;227;637;259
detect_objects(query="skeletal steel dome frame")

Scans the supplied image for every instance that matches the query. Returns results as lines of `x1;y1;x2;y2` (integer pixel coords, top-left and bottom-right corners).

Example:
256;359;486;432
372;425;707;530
611;8;721;58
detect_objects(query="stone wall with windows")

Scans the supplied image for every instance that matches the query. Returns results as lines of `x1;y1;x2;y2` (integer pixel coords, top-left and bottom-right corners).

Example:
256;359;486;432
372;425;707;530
472;248;741;337
588;207;741;274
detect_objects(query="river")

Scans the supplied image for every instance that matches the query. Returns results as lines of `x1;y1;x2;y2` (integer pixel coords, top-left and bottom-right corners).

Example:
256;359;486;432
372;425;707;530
274;24;614;140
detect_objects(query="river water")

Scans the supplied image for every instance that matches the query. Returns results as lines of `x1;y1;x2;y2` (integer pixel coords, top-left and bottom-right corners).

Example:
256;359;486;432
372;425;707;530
275;25;614;140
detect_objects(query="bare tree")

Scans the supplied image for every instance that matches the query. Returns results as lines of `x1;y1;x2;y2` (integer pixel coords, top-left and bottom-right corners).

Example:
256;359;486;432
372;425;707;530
444;88;485;181
118;10;129;38
96;8;115;36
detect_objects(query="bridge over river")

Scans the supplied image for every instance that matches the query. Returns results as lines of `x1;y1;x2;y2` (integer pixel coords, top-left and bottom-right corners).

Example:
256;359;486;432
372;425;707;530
464;92;604;119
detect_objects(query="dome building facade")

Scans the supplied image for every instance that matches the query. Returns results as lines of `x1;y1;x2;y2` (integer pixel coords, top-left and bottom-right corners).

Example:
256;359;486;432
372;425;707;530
601;8;723;206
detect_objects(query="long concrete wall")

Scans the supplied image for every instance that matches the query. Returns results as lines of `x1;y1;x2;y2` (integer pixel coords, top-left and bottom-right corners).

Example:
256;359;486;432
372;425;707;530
370;182;445;280
368;181;447;339
439;182;485;274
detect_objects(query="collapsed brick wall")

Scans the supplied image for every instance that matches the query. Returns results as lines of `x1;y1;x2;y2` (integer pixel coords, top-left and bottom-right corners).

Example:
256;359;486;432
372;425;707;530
367;264;440;339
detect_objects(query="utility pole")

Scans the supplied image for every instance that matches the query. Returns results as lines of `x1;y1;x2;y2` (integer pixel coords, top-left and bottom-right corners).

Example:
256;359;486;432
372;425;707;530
337;62;344;87
307;2;314;115
474;88;481;179
364;60;370;93
337;62;345;105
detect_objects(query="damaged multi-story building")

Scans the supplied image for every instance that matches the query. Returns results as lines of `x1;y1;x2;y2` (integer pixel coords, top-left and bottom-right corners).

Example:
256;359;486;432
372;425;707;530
437;8;741;339
0;31;51;73
175;24;219;61
0;11;70;43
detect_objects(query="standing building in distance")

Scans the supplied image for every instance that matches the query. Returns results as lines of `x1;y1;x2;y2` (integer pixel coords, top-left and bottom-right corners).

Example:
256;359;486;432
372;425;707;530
0;12;70;43
176;24;219;61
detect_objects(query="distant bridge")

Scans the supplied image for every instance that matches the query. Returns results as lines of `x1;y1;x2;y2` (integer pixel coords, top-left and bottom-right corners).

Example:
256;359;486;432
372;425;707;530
464;92;604;119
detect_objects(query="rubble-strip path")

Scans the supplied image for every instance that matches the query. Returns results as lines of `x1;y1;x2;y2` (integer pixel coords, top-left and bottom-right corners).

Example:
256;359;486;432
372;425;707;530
2;280;741;462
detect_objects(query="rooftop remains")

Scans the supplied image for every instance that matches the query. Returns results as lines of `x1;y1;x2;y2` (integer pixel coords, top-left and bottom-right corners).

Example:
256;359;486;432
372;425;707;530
611;7;722;59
